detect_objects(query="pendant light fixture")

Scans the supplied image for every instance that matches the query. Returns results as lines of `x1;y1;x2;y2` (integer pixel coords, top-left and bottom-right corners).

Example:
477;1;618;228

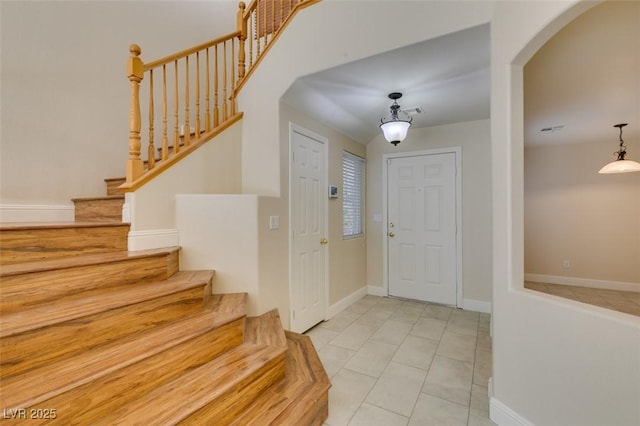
598;123;640;174
380;92;412;146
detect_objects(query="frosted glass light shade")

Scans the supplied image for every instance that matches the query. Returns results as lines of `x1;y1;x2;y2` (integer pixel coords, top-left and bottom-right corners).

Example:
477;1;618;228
380;120;411;145
598;159;640;174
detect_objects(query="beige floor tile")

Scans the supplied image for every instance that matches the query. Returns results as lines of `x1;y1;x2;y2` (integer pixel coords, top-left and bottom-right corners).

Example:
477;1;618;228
348;296;381;314
392;335;439;370
365;361;428;417
356;307;394;329
344;340;398;378
445;317;479;337
315;295;497;426
450;309;480;322
436;331;477;363
476;331;492;352
370;319;413;346
410;317;448;340
470;384;490;418
422;304;453;321
473;349;492;387
318;344;356;378
320;310;361;332
402;300;429;312
408;393;468;426
331;323;377;351
390;306;425;325
348;403;408;426
306;326;340;351
422;355;473;406
467;413;497;426
327;369;377;426
376;297;406;311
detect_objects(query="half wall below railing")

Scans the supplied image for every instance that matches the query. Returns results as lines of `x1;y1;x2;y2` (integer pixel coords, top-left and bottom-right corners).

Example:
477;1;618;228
121;0;319;192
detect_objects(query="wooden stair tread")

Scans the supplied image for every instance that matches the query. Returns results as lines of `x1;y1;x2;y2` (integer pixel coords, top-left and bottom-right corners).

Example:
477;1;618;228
230;331;330;426
0;309;243;410
245;309;288;347
0;270;213;338
93;343;287;426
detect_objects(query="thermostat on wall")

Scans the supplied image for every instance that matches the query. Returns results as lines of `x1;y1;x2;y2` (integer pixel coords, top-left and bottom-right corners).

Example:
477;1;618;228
329;185;338;199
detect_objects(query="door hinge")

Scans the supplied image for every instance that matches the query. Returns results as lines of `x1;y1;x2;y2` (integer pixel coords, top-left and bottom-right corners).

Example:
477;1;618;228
292;310;296;320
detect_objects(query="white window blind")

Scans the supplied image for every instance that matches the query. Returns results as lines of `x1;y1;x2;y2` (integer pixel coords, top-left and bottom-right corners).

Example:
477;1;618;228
342;151;365;238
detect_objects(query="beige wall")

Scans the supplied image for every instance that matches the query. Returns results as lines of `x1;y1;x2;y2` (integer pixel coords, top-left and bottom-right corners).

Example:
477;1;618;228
525;140;640;284
130;121;242;232
280;101;367;307
0;1;237;207
491;1;640;425
367;120;493;307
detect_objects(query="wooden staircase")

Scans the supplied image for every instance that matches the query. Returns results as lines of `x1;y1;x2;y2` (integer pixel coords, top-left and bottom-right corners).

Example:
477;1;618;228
0;179;329;425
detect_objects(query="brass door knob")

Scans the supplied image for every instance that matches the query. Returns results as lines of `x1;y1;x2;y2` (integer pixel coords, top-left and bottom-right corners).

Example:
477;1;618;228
388;232;395;238
320;238;328;245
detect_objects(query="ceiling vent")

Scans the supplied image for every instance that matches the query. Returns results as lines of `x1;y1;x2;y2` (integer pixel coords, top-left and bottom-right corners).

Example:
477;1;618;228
541;125;565;133
402;106;423;116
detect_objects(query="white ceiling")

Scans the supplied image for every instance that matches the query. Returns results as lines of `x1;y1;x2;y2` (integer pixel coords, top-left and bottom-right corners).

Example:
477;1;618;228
281;24;490;144
281;2;639;149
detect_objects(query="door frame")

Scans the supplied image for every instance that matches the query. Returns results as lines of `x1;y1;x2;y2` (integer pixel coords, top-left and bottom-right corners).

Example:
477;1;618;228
288;122;329;331
382;147;463;308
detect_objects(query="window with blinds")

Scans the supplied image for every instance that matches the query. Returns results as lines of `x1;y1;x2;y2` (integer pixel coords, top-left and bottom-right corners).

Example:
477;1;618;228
342;151;365;238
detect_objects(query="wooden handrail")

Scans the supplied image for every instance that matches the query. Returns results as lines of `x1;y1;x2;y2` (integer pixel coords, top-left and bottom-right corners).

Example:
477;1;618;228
143;32;241;72
122;0;319;188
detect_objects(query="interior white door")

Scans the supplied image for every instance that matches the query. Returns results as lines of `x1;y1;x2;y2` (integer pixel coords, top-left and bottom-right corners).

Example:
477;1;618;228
387;152;457;305
290;126;327;333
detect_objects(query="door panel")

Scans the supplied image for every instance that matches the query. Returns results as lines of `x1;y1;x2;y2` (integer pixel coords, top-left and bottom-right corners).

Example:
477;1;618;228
291;127;326;333
388;152;457;305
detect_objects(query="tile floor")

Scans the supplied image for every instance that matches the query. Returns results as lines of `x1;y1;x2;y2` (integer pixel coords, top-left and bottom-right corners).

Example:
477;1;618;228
304;295;495;426
524;281;640;317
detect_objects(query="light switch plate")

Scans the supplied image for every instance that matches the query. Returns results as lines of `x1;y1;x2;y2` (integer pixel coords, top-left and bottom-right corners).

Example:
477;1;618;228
269;215;280;230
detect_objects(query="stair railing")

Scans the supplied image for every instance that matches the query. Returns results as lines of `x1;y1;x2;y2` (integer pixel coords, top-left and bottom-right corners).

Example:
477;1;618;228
122;0;318;191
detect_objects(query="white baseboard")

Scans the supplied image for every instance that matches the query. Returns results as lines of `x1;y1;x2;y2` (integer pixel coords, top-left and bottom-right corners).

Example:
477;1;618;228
326;286;368;319
367;285;387;297
463;298;492;313
0;204;74;222
524;273;640;293
128;229;179;251
490;397;533;426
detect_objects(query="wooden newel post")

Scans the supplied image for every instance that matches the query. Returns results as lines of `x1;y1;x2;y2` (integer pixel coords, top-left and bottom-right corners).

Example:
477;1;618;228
237;2;247;82
127;44;144;183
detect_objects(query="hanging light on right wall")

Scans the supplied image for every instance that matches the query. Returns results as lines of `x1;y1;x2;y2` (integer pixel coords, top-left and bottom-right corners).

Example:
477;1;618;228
598;123;640;174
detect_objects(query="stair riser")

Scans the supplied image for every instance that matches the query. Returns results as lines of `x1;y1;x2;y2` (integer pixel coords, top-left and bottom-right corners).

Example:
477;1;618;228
74;199;124;223
8;319;244;425
0;225;129;265
105;178;126;196
180;352;286;425
1;286;205;379
1;251;179;314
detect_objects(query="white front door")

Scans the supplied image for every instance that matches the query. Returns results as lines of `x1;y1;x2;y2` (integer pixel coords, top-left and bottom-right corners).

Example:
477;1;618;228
387;151;458;305
290;124;327;333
